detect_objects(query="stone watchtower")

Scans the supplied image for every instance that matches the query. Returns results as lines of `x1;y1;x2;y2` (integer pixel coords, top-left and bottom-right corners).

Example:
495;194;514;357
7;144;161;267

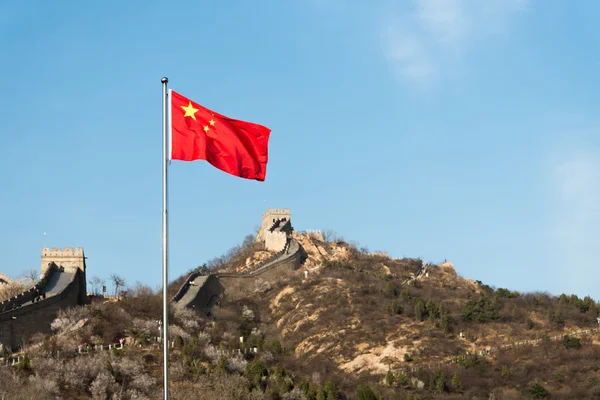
256;208;291;241
256;208;293;251
41;248;87;303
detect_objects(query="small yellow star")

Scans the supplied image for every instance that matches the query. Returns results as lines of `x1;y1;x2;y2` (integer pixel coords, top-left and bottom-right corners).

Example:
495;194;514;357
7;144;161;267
203;126;209;132
209;119;215;126
181;101;199;120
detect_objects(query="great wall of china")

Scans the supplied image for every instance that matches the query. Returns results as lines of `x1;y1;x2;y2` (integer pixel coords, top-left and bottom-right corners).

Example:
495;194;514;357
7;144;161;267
0;209;307;351
3;209;600;379
0;248;88;351
172;208;307;314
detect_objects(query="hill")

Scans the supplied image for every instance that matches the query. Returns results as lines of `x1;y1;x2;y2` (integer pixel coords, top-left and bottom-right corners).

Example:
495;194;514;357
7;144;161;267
1;231;600;399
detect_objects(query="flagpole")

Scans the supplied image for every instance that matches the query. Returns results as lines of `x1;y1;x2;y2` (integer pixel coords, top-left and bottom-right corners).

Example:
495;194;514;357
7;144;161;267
161;76;170;400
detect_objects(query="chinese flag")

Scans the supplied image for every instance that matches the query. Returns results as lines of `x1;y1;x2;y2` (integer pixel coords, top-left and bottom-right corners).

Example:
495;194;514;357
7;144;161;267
170;90;271;181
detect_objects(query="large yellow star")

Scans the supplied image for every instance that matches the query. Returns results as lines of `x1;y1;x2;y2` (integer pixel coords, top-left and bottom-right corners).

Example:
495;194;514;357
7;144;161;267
181;101;199;120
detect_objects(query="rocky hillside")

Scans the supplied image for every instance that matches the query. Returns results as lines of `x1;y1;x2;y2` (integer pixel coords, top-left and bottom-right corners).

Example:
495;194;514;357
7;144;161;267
210;232;600;398
2;232;600;399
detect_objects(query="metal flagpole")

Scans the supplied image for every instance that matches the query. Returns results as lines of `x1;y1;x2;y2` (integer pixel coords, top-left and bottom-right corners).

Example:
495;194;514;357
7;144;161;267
161;76;170;400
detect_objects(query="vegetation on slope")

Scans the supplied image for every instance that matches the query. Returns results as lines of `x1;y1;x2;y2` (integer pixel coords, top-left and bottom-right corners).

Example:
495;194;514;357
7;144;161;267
2;233;600;399
0;270;38;302
0;281;26;303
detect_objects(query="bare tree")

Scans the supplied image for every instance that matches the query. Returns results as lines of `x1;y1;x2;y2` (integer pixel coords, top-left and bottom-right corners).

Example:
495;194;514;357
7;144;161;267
109;274;126;296
19;269;39;286
90;276;105;295
0;281;26;302
242;233;255;248
322;229;342;243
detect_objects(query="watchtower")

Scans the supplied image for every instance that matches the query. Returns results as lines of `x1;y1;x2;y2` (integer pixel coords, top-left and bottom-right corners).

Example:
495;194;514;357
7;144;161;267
41;247;86;277
256;209;291;242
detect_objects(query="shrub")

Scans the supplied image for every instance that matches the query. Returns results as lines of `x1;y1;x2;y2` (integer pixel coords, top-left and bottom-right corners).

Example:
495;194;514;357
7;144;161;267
90;372;119;400
439;313;455;334
400;289;411;303
182;337;207;361
263;339;283;355
241;305;255;322
521;381;549;398
451;373;462;391
430;369;448;393
324;379;340;400
526;317;535;330
562;335;582;349
247;331;265;349
385;370;394;386
15;354;31;372
462;296;499;322
548;310;565;325
414;298;426;321
356;384;380;400
198;331;211;346
387;300;402;315
396;372;408;387
246;359;268;387
573;295;595;313
425;298;439;320
216;356;229;373
501;365;512;378
459;353;487;369
119;283;162;320
496;288;518;299
50;306;90;333
383;282;397;297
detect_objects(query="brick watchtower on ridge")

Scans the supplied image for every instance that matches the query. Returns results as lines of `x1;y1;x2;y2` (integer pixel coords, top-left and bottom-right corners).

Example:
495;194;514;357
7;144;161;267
255;209;293;252
41;247;87;303
256;209;291;242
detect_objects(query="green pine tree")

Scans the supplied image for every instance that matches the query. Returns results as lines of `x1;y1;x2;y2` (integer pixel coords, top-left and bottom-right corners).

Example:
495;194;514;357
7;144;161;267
385;370;395;386
324;380;340;400
316;388;326;400
451;373;462;391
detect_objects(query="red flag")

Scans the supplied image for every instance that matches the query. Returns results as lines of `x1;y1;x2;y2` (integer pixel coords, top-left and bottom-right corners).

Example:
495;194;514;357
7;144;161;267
170;90;271;181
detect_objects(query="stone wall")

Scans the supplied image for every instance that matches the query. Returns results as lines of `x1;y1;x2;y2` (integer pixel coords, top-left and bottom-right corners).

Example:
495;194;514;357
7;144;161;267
175;209;305;315
264;230;287;252
176;238;306;314
0;263;58;313
218;240;305;302
183;275;225;315
0;269;82;351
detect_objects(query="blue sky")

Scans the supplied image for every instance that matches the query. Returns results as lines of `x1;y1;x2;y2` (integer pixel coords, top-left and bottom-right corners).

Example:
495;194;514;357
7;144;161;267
1;0;599;299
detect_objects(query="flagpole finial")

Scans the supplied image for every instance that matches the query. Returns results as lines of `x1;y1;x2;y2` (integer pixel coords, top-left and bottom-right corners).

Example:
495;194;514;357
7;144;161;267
161;77;169;83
